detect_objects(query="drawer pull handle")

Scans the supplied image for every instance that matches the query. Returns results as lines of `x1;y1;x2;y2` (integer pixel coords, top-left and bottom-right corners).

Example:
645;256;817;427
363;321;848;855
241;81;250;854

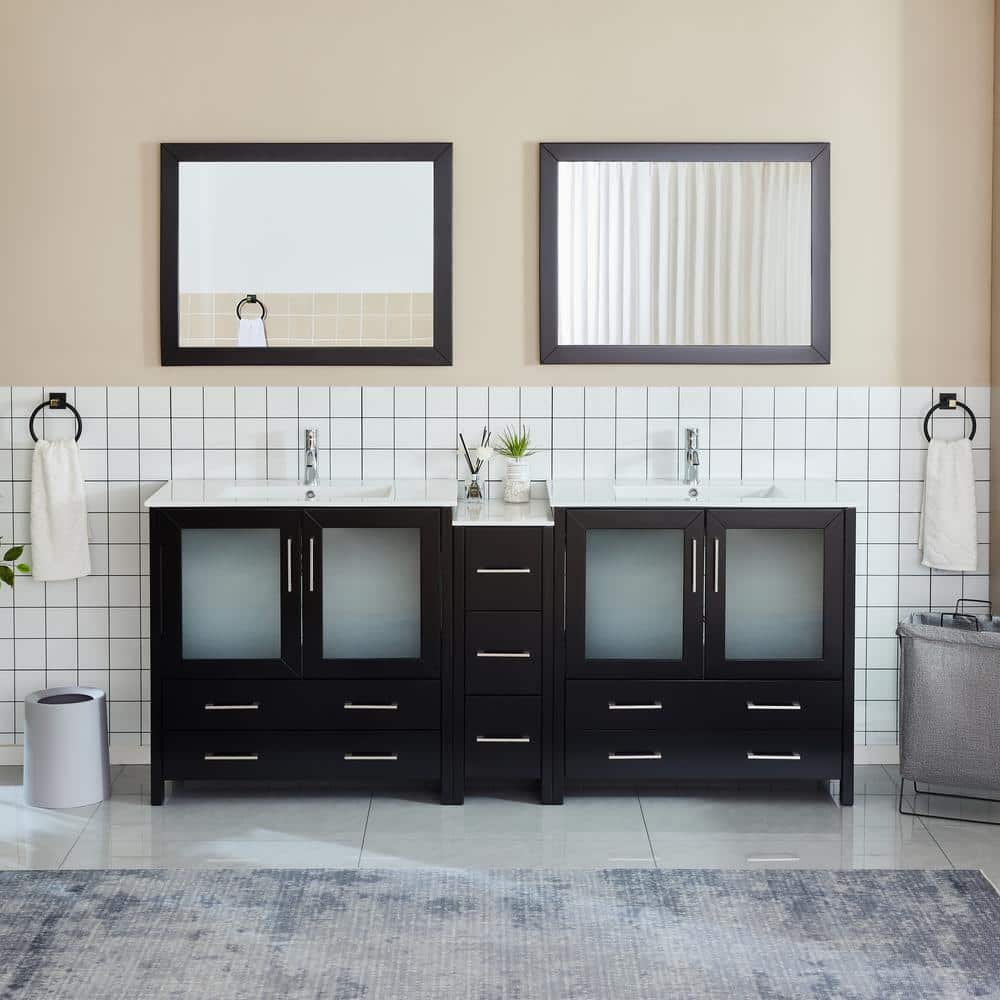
476;736;531;743
204;703;260;712
476;567;531;574
608;752;662;761
608;702;662;711
747;752;801;761
476;651;532;659
746;701;801;711
343;702;399;711
204;753;259;761
287;538;293;593
309;536;315;592
344;753;399;761
691;538;697;594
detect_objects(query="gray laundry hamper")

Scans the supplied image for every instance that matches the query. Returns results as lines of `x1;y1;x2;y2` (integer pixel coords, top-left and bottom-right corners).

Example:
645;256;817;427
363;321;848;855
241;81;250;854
896;600;1000;825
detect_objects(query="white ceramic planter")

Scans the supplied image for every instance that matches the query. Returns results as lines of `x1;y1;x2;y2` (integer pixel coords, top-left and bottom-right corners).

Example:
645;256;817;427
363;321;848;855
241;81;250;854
503;458;531;503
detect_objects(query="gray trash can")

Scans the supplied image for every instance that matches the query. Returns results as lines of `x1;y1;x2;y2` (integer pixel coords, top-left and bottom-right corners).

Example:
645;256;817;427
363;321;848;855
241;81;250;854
24;687;111;809
896;604;1000;821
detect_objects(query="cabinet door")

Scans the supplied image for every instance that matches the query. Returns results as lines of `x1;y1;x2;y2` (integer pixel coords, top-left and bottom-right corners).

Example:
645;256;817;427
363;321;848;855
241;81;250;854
705;509;844;679
159;510;301;678
565;509;704;680
302;508;441;678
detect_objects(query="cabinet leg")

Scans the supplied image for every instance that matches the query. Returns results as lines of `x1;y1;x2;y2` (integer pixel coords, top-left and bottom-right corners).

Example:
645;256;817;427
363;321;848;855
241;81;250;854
150;779;165;807
839;765;854;807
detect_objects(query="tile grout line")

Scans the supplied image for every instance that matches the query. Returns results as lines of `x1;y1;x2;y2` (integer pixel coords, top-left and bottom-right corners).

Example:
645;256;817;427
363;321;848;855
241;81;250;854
636;793;658;868
880;763;955;868
357;794;374;868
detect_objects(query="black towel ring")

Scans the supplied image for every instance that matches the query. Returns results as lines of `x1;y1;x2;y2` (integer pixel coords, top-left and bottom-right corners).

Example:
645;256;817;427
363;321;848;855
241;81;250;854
923;392;976;442
236;294;267;319
28;393;83;443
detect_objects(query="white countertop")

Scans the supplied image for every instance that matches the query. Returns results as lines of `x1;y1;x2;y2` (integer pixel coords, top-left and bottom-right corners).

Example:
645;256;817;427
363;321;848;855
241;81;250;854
545;479;858;509
144;478;856;512
144;479;458;508
453;498;555;526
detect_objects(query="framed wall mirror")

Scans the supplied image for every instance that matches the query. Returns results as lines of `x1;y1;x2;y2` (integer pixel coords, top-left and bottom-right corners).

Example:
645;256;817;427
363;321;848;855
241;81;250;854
160;143;452;366
539;142;830;365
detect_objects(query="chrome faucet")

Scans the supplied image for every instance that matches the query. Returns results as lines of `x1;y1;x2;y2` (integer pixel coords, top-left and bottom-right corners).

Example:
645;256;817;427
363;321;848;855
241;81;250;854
303;428;320;486
683;427;700;486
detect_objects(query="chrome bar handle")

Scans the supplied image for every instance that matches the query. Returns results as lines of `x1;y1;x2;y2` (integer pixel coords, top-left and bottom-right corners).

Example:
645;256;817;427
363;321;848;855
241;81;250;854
747;752;801;761
476;651;531;659
476;567;532;574
287;538;293;593
204;703;260;712
476;736;531;743
746;702;801;711
608;752;662;761
309;537;315;592
344;753;398;761
343;703;399;711
204;753;259;761
608;702;663;710
714;538;720;593
691;538;697;593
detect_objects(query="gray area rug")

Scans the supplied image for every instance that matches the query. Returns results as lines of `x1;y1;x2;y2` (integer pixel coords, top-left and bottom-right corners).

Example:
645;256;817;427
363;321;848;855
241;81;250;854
0;869;998;999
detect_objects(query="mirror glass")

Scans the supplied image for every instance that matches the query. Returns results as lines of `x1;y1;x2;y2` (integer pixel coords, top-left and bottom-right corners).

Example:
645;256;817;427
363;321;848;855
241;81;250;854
557;161;810;348
161;143;452;365
540;143;829;364
178;161;433;349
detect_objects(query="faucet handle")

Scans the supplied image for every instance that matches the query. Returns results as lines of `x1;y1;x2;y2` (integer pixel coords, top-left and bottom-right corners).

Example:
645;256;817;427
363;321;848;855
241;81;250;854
304;428;318;449
685;426;699;449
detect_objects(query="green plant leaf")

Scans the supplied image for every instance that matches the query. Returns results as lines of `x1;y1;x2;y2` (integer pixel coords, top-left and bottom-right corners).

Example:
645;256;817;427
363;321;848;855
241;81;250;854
494;424;535;459
3;546;23;561
0;566;13;587
15;564;30;574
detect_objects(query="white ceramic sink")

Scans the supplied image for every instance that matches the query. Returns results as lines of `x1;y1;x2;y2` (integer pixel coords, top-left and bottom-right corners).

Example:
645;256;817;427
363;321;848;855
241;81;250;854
612;480;781;502
219;482;395;502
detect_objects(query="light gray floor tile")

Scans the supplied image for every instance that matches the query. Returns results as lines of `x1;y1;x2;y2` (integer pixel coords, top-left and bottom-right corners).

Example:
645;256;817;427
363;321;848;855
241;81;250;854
62;835;364;870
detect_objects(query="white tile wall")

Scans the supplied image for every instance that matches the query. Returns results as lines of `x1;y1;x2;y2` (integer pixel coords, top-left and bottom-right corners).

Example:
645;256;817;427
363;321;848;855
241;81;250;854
0;385;990;749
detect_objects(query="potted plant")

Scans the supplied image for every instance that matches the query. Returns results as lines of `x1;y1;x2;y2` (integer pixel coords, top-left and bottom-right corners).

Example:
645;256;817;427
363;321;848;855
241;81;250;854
495;425;535;503
0;540;29;589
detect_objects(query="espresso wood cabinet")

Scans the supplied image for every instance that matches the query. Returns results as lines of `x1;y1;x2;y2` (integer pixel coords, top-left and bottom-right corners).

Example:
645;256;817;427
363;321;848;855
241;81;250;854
553;507;855;805
149;507;453;805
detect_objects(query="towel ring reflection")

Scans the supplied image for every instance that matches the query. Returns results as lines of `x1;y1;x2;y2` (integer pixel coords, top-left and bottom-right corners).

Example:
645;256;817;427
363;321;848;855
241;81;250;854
236;294;267;320
28;393;83;443
923;393;976;442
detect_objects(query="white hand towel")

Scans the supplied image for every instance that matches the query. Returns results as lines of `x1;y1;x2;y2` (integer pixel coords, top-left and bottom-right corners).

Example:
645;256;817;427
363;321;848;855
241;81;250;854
30;440;91;581
919;437;977;572
237;317;267;347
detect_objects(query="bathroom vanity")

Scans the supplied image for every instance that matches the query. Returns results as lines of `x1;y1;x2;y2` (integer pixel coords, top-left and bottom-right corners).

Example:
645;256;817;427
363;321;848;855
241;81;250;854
146;478;854;807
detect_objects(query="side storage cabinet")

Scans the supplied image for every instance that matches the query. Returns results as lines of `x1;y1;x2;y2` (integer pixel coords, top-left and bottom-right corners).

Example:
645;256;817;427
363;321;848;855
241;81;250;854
453;525;554;802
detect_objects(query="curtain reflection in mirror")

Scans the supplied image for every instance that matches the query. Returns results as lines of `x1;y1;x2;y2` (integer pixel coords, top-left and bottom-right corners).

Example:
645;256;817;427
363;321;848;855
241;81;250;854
556;161;811;347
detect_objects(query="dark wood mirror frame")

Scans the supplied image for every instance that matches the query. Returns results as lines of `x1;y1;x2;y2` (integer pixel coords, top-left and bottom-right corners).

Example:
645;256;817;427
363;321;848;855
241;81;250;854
160;142;453;367
539;142;830;365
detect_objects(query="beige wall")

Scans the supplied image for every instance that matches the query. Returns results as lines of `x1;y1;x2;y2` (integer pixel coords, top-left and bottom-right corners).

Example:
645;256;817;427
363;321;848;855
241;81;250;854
992;0;1000;603
1;0;993;386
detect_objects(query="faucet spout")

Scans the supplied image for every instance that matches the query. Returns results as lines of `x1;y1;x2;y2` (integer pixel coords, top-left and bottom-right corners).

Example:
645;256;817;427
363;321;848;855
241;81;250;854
683;427;700;486
303;428;320;486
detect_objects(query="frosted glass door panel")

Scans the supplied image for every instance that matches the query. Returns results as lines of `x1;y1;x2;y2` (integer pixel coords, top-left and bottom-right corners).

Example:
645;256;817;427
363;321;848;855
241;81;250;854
323;528;420;659
585;529;684;660
724;528;824;659
181;528;281;659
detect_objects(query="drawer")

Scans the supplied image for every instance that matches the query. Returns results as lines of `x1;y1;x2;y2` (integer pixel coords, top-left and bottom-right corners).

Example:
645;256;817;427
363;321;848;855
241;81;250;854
164;731;440;780
164;679;440;731
465;612;541;695
566;681;842;731
466;696;541;779
465;528;542;610
566;730;842;781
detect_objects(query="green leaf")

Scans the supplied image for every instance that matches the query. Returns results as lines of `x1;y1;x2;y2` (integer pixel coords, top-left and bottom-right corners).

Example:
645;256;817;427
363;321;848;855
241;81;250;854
3;546;22;561
15;564;30;574
0;566;13;587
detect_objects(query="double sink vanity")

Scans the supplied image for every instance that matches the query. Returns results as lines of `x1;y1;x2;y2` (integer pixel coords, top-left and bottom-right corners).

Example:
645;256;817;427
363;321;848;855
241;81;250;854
146;477;855;807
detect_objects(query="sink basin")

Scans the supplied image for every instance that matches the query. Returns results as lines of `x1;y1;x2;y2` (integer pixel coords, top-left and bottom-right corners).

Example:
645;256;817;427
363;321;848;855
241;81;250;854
613;481;780;502
220;482;395;502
